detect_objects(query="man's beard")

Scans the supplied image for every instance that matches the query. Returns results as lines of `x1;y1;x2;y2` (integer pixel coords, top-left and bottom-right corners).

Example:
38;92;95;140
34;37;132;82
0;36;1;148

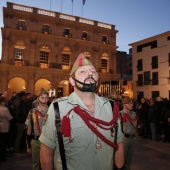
73;76;97;92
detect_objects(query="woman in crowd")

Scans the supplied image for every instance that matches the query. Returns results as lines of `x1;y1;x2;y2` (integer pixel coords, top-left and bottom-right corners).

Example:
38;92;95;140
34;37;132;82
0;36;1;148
0;96;13;162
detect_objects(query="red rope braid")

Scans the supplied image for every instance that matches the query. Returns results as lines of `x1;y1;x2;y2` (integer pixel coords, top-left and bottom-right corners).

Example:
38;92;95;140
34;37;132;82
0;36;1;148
74;106;118;148
74;106;119;130
123;113;138;130
35;110;46;135
61;102;120;148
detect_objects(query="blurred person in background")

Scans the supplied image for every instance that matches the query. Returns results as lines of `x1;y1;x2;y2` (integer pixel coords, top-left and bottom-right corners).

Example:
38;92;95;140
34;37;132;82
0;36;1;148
13;91;27;152
138;98;149;139
148;98;158;142
155;96;164;139
25;88;49;170
0;96;13;162
161;100;170;143
120;97;138;170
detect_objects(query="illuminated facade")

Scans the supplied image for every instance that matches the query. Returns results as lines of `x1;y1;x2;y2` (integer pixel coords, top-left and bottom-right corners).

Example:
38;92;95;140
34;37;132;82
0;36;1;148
0;2;132;98
130;31;170;99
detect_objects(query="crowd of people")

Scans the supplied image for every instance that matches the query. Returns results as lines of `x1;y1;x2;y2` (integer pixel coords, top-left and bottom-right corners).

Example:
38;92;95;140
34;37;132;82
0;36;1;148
0;52;170;170
115;95;170;143
0;89;55;164
134;97;170;143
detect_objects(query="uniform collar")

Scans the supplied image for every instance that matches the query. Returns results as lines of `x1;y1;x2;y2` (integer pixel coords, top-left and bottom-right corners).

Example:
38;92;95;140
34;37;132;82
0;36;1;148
67;92;109;117
37;105;48;113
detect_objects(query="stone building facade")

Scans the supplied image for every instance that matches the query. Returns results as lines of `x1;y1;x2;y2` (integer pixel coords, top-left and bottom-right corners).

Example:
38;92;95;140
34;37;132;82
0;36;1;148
0;2;132;98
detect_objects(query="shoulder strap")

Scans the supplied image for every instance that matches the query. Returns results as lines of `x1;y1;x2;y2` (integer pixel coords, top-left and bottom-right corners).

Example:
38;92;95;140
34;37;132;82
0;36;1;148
109;100;118;143
109;100;119;169
53;102;67;170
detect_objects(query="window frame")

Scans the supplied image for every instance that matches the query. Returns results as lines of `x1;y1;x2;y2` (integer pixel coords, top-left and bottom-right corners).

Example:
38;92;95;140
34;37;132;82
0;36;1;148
152;56;158;69
137;59;143;71
152;72;159;85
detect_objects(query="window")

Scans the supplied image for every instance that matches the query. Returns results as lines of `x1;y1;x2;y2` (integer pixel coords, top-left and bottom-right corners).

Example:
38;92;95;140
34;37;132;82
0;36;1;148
43;25;50;34
167;36;170;41
101;53;109;73
14;48;24;66
40;51;49;68
62;54;70;70
137;40;157;52
137;74;143;86
152;56;158;69
64;28;70;37
151;91;159;99
18;20;25;30
137;59;143;71
168;53;170;66
152;72;158;85
144;71;150;85
82;32;87;40
102;35;107;44
101;59;108;73
102;59;108;70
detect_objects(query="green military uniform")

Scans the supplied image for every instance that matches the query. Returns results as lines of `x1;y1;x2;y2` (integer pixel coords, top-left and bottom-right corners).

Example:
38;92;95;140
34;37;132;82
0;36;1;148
120;108;138;170
25;105;48;170
39;92;124;170
25;88;48;170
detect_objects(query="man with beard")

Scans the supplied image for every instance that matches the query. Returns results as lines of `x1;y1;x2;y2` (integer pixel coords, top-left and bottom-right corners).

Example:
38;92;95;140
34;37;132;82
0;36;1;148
39;53;124;170
25;88;49;170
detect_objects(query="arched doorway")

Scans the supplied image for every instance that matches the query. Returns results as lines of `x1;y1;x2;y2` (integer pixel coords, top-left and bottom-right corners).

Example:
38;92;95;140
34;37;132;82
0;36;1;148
8;77;27;96
34;79;51;96
57;80;69;97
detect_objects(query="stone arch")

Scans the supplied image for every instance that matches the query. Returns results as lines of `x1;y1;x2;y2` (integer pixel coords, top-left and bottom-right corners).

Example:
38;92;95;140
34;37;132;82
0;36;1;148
8;77;27;96
34;78;51;96
60;44;72;52
13;40;26;46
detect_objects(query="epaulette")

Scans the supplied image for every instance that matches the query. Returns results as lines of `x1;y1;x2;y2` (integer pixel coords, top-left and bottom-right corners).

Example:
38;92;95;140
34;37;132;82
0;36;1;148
53;96;68;103
100;97;115;103
29;108;35;114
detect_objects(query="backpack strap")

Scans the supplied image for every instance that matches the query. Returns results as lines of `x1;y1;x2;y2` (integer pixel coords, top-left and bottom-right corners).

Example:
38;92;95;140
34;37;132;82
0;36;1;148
53;102;67;170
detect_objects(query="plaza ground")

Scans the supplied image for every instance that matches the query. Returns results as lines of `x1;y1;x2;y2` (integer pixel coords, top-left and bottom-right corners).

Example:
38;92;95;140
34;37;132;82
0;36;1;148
0;136;170;170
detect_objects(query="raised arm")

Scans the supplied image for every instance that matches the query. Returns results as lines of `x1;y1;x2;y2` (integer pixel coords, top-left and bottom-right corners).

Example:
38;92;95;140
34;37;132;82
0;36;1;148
40;143;54;170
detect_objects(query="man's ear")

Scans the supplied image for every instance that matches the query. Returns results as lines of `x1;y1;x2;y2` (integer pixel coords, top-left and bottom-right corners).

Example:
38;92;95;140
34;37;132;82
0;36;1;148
69;77;75;86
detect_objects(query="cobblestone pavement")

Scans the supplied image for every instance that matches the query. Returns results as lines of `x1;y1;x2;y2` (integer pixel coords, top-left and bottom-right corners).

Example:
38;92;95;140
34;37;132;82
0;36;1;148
0;136;170;170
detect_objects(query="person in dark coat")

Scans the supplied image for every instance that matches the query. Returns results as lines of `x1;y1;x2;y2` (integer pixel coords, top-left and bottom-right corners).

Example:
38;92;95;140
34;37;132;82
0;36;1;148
161;100;170;142
138;98;149;138
148;98;158;141
13;91;27;152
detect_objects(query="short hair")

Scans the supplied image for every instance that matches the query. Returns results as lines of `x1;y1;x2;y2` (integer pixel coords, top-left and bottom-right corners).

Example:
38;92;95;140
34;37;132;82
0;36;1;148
26;93;31;96
18;91;26;98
